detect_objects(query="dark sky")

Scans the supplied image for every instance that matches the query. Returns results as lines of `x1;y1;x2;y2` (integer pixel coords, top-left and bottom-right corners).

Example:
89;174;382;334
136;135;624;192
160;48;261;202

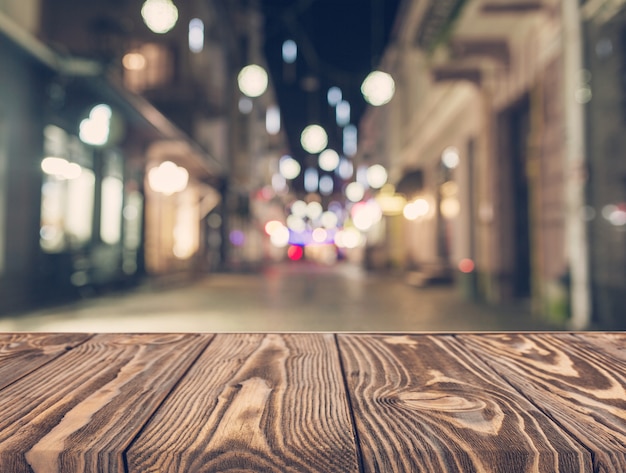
259;0;402;162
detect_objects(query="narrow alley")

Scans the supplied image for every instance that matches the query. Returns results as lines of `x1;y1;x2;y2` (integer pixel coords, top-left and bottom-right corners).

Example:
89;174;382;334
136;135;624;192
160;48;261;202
0;262;562;332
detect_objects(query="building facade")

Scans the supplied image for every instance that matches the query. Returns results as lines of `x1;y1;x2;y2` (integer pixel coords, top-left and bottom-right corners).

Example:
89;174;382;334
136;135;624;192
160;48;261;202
0;0;286;314
359;0;597;327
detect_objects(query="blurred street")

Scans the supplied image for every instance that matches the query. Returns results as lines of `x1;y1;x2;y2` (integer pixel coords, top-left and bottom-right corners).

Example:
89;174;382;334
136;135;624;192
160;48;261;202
0;262;563;332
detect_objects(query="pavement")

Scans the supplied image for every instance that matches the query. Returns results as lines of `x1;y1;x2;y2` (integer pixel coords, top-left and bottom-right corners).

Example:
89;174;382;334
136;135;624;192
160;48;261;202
0;262;566;333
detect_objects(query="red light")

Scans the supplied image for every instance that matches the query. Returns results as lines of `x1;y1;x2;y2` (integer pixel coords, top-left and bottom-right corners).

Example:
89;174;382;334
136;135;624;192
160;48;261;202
287;245;304;261
458;258;475;273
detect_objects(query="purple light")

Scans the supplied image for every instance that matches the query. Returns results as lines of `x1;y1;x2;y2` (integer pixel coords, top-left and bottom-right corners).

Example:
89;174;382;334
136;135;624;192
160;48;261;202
229;230;245;246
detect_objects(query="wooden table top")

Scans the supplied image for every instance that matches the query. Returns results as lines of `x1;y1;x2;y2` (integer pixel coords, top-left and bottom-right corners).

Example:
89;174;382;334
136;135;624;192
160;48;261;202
0;332;624;472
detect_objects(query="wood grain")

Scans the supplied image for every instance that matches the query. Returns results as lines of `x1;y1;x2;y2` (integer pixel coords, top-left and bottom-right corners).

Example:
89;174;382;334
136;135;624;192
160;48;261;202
127;333;360;472
574;332;626;362
0;333;91;391
0;333;212;473
459;333;626;472
338;334;591;472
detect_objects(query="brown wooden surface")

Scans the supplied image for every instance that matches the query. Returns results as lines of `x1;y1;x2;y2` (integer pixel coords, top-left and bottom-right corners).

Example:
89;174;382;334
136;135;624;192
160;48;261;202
459;333;626;472
0;332;623;472
0;333;91;391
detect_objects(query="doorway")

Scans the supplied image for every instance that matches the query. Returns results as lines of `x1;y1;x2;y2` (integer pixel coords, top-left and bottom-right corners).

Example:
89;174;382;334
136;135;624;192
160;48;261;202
499;95;532;298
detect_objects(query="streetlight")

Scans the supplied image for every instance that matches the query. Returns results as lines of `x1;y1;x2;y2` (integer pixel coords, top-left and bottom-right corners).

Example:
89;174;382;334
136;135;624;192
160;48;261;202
300;124;328;154
361;70;395;106
238;64;268;98
141;0;178;34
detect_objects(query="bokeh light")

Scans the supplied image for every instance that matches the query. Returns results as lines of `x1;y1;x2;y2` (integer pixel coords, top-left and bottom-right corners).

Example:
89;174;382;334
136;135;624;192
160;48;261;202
237;64;268;98
264;220;284;236
336;100;350;126
282;40;297;63
148;161;189;195
229;230;245;246
270;225;290;247
122;53;146;70
141;0;178;34
304;168;319;193
79;104;112;146
366;164;388;189
290;200;308;218
312;227;328;243
319;149;340;171
345;182;365;202
327;87;342;106
441;197;460;219
335;228;362;249
321;211;338;229
188;18;204;53
41;157;82;180
351;201;383;231
442;146;460;169
300;124;328;153
266;106;281;135
286;215;306;232
319;175;334;195
287;245;304;261
279;155;301;180
306;201;323;220
361;71;395;106
337;157;354;180
403;198;430;220
458;258;475;273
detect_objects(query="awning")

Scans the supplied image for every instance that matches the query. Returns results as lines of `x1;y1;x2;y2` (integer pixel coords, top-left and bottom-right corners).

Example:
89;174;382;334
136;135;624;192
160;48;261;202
395;169;424;197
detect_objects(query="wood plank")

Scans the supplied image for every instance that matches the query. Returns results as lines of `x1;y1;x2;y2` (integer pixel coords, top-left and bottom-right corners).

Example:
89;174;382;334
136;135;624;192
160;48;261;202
0;333;212;473
574;332;626;362
337;334;591;472
459;333;626;472
127;333;360;472
0;333;91;390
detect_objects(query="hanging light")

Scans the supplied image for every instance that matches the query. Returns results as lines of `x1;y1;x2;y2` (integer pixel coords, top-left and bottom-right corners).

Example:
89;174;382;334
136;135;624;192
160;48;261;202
366;164;388;189
361;71;395;106
300;124;328;154
141;0;178;34
238;64;268;98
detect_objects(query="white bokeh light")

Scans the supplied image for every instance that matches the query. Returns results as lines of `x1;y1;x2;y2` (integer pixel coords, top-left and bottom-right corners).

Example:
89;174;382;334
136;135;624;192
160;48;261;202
148;161;189;196
345;182;365;202
282;40;297;63
327;87;342;106
300;124;328;154
270;225;290;248
361;71;395;106
321;211;338;229
141;0;178;34
319;149;340;171
336;100;350;127
319;175;334;196
79;104;112;146
306;201;323;221
442;146;460;169
279;155;301;180
366;164;388;189
403;198;430;220
188;18;204;53
238;64;268;98
290;200;308;218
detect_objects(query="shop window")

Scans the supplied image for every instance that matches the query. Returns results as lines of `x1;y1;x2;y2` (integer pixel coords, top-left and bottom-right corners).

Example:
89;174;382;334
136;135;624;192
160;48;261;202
40;125;95;253
100;176;124;245
173;188;199;259
122;190;143;274
122;43;174;93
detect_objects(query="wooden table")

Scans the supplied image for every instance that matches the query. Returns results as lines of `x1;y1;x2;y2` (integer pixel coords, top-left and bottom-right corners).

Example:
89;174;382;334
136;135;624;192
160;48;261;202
0;332;624;472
